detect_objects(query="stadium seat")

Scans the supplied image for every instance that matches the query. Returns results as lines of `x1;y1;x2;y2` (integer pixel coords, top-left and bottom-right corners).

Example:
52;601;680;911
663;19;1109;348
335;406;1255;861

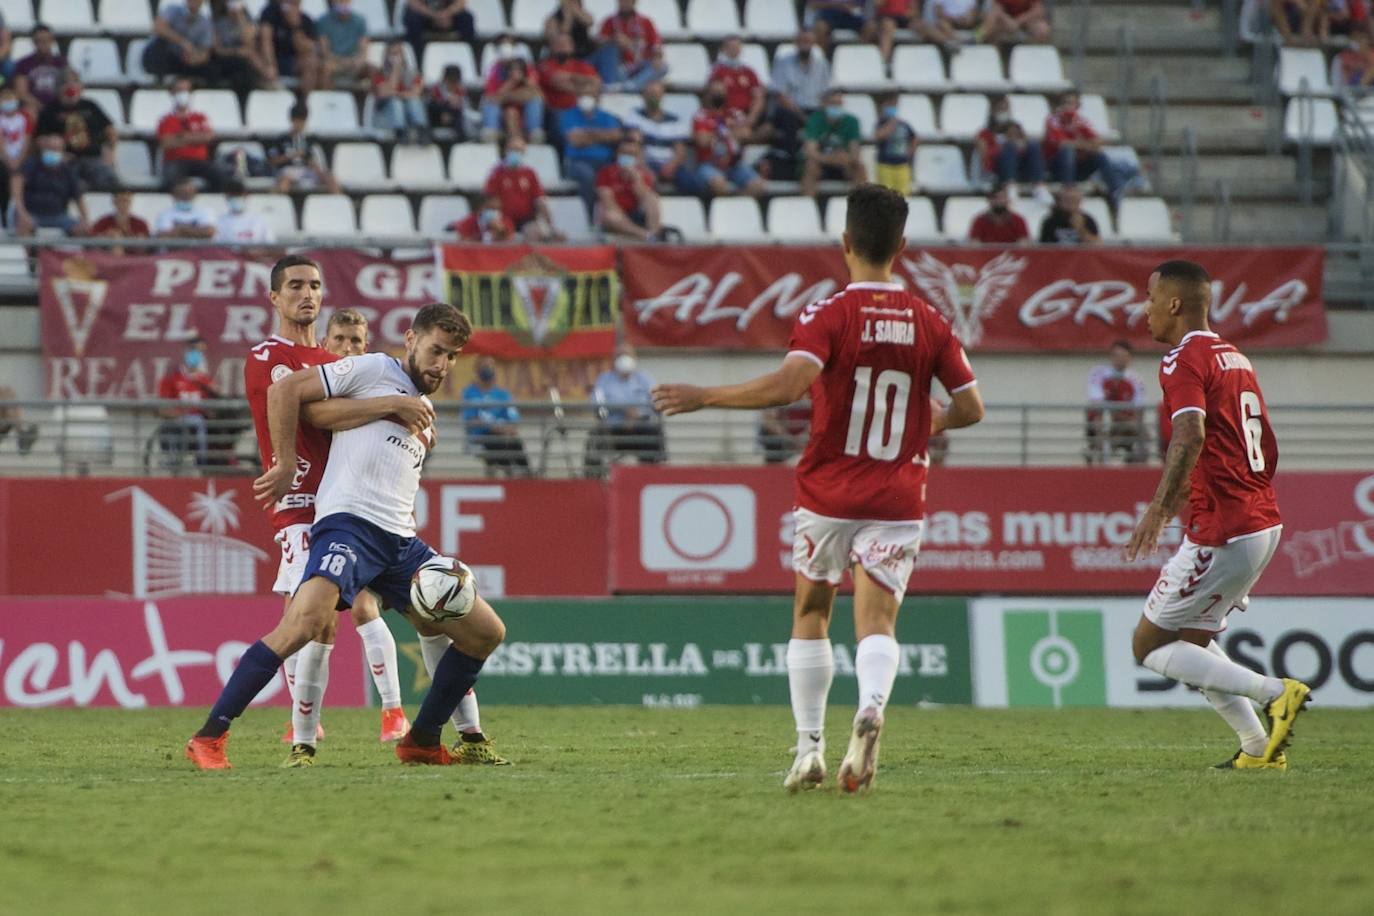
130;192;173;225
0;0;35;32
767;196;824;240
247;193;297;236
662;92;699;123
246;90;296;133
940;196;986;240
1081;197;1116;239
98;0;154;33
390;145;448;191
85;88;126;128
598;92;640;122
349;0;394;37
115;141;157;189
659;196;708;240
709;196;764;240
467;0;510;35
367;40;419;73
360;194;417;235
842;93;878;138
950;46;1010;92
1283;97;1338;144
125;38;153;85
545;196;593;240
904;196;941;240
448;143;500;190
823;196;847;237
938;93;990;142
129;89;173;133
190;89;244;133
832;46;888;91
510;0;553;38
1078;94;1120;141
418;194;470;236
421;42;481;87
1008;45;1071;92
916;144;972;194
525;143;572;192
305;91;362;137
663;43;710;90
1117;197;1177;242
478;41;534;78
639;0;686;39
68;38;125;86
1277;47;1333;97
301;194;359;237
83;192;113;221
896;94;940;139
685;0;742;39
40;0;98;34
744;0;800;40
332;142;391;190
890;45;948;92
1008;93;1051;141
584;0;616;23
740;43;770;81
1013;198;1051;234
9;36;32;67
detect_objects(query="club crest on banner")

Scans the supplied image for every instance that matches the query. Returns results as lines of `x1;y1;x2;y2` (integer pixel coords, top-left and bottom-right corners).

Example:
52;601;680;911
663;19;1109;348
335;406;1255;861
901;251;1027;347
508;252;571;347
50;257;109;357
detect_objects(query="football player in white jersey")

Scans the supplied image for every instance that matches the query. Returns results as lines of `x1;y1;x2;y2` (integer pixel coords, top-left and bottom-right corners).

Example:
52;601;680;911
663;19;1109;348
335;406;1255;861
187;304;507;769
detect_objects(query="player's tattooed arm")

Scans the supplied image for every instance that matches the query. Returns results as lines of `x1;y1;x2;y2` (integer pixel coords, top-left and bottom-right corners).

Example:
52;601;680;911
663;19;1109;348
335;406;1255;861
1125;411;1205;560
652;354;821;415
303;396;435;434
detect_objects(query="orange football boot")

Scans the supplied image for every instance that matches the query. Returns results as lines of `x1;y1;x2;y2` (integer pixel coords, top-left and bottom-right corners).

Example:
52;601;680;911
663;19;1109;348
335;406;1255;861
395;732;453;765
379;708;410;743
185;734;231;770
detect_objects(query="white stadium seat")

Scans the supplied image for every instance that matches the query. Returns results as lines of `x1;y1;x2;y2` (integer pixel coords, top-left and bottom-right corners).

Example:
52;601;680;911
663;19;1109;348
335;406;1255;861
247;194;298;236
766;196;824;240
125;38;153;85
842;93;878;138
950;46;1010;92
305;91;362;137
1079;94;1120;141
422;42;481;87
740;43;770;81
663;43;710;90
525;143;570;192
190;89;244;133
99;0;154;34
130;193;173;226
1117;198;1177;242
685;0;741;39
478;41;533;78
367;41;418;73
545;196;592;240
891;45;949;92
939;93;990;142
332;142;391;190
9;37;33;67
660;196;708;240
916;144;972;194
823;196;847;237
0;0;35;31
1081;197;1116;239
390;145;448;191
1008;45;1071;92
904;196;941;240
350;0;394;37
662;92;699;123
832;45;888;91
510;0;556;38
68;38;125;85
709;196;764;240
360;194;417;235
85;88;126;128
1277;47;1333;97
744;0;799;40
115;141;157;189
598;92;640;122
418;195;471;236
639;0;686;38
40;0;98;34
1284;97;1338;144
1008;93;1051;141
448;143;500;190
940;196;986;240
301;195;359;237
83;192;113;222
129;89;172;133
1014;198;1051;234
246;90;297;132
467;0;510;35
897;94;940;139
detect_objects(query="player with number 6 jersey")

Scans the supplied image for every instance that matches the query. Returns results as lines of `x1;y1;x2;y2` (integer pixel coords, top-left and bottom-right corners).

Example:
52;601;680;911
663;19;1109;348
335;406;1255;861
653;184;985;795
1125;260;1309;773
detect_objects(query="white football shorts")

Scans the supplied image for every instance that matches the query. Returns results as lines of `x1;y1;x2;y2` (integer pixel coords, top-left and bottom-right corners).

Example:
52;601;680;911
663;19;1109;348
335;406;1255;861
272;523;312;596
1143;526;1283;632
792;507;925;602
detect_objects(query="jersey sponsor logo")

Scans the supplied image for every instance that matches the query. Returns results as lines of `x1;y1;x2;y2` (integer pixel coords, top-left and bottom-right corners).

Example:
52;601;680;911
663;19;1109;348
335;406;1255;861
270;363;291;383
386;433;426;469
329;357;355;376
902;250;1026;347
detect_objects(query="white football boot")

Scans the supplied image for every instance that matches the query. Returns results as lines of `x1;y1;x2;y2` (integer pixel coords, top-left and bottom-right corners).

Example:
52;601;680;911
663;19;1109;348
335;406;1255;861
783;744;826;793
837;707;883;794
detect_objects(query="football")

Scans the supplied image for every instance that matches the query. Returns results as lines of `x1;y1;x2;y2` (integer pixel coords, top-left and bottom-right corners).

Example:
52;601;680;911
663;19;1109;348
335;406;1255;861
409;556;477;622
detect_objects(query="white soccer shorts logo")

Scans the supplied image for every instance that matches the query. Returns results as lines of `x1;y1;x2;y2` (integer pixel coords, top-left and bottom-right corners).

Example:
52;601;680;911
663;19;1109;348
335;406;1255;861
902;251;1026;347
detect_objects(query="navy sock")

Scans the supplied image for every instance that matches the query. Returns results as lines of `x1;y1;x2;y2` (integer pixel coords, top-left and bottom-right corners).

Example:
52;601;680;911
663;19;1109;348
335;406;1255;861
412;648;485;743
196;640;284;738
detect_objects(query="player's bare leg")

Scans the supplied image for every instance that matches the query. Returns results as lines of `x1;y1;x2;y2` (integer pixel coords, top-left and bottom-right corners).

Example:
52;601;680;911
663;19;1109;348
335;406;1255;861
348;590;409;741
784;574;837;792
838;565;900;794
409;609;509;764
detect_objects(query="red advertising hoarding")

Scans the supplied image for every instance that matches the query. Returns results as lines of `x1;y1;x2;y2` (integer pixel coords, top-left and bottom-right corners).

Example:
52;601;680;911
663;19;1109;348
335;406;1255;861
609;466;1374;596
620;246;1327;351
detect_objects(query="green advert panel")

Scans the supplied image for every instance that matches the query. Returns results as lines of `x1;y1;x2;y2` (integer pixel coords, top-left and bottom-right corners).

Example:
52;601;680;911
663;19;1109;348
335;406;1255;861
377;597;971;707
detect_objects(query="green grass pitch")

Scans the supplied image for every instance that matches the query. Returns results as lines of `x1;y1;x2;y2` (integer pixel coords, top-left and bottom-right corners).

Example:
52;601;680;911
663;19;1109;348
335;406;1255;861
1;706;1370;915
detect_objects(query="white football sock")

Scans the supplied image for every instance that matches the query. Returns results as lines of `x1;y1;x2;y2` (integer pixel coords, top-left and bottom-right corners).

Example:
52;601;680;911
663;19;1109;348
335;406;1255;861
291;640;333;747
420;633;474;733
854;634;900;718
787;638;834;754
282;651;298;701
355;617;402;709
1142;640;1284;704
453;689;481;735
1201;641;1269;757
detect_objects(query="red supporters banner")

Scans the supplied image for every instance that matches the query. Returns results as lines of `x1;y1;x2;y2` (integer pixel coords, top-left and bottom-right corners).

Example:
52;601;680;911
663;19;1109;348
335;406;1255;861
439;244;619;359
609;466;1374;596
40;247;442;399
0;478;608;599
621;246;1328;351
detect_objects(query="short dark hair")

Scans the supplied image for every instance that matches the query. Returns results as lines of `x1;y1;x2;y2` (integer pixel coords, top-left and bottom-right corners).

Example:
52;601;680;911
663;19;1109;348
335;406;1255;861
270;254;321;291
442;64;463;81
1155;259;1211;308
289;103;308;121
412;302;472;346
844;183;908;266
1110;339;1132;353
990;181;1011;197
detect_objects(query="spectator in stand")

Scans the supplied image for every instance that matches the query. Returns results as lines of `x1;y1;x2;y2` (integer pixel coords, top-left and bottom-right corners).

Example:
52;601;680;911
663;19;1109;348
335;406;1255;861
981;0;1052;44
452;192;515;241
0;84;33;217
1084;340;1147;465
968;182;1030;243
1271;0;1319;44
146;0;255;93
623;80;689;188
805;1;876;52
1333;30;1374;86
8;133;88;237
211;0;274;88
595;134;666;242
708;36;766;140
427;65;472;140
215;181;275;245
158;78;228;190
317;0;372;88
462;358;531;477
14;25;66;115
801;88;866;198
155;177;218;239
0;384;39;456
873;91;916;194
1318;0;1370;40
592;0;667;92
545;0;597;59
560;91;622;211
401;0;475;59
589;348;665;468
685;79;768;197
767;27;830;180
925;0;983;47
37;71;117;191
480;48;545;144
269;102;341;192
485;136;565;241
876;2;938;65
157;337;220;468
260;0;321;93
538;32;602;143
1044;89;1136;204
0;12;11;82
372;40;430;143
92;187;151;255
1038;184;1100;245
976;93;1048;200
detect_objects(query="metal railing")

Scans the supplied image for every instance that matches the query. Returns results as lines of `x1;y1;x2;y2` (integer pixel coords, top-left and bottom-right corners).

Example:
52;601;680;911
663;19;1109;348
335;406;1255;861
1178;125;1199;240
2;399;1370;479
1332;87;1374;242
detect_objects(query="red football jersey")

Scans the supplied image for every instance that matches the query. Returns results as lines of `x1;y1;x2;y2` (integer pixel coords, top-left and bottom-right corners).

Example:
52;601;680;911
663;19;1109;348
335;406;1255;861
788;281;977;520
484;165;545;226
707;63;761;117
244;336;339;531
1159;330;1281;545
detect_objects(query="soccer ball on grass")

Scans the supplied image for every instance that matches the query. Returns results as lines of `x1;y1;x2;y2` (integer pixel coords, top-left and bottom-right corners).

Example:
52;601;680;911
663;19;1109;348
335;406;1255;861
409;556;477;622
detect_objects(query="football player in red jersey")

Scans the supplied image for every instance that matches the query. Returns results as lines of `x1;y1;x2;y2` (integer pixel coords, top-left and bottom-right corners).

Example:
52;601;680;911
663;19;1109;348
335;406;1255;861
653;184;985;793
1125;260;1311;770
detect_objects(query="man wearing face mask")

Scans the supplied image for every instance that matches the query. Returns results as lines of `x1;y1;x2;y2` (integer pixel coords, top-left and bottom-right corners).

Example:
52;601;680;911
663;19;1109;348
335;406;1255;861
594;134;665;242
157;77;228;190
37;70;117;191
588;347;665;471
559;92;622;212
537;31;601;141
0;85;33;219
968;182;1030;244
452;192;515;242
484;136;565;242
801;88;866;199
157;336;220;468
1043;89;1138;205
685;79;767;197
707;36;765;138
155;177;218;239
216;181;276;246
8;133;89;238
623;80;688;187
461;357;531;476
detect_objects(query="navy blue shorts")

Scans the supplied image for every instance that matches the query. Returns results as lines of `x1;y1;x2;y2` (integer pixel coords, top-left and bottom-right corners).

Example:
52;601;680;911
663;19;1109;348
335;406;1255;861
302;513;436;612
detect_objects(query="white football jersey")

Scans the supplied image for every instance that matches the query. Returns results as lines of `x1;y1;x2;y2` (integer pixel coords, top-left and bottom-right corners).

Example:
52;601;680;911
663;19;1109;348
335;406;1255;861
313;353;437;536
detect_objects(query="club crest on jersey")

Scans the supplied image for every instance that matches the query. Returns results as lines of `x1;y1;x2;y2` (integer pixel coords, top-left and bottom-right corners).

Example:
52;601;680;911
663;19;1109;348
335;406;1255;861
901;251;1026;347
270;364;292;383
329;357;355;376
